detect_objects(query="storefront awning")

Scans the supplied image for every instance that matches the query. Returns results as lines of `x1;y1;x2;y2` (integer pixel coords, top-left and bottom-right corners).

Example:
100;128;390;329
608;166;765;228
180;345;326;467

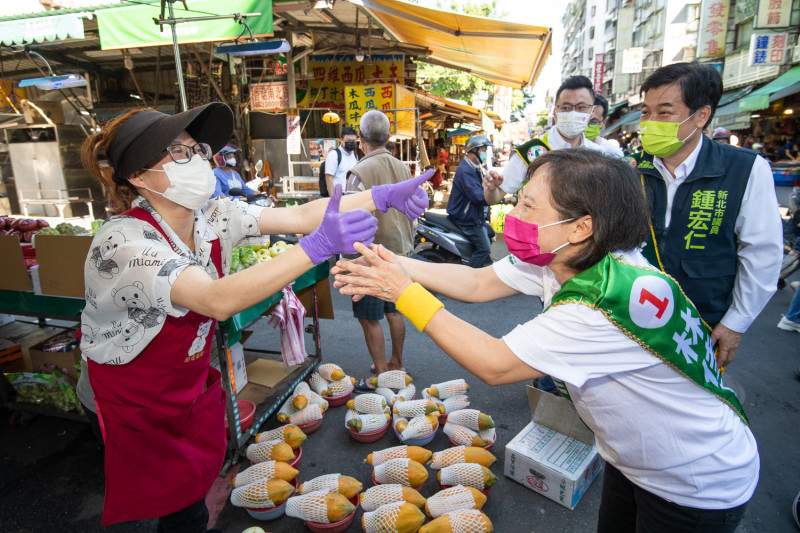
0;12;85;46
601;109;641;136
713;98;753;131
415;89;503;127
357;0;552;89
738;66;800;112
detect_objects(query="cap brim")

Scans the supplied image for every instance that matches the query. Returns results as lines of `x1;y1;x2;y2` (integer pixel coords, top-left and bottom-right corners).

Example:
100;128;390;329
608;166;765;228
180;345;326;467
114;102;233;181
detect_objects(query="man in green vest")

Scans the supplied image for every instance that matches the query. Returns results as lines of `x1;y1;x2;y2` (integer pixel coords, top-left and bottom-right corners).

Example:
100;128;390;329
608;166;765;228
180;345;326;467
484;75;604;204
630;62;783;367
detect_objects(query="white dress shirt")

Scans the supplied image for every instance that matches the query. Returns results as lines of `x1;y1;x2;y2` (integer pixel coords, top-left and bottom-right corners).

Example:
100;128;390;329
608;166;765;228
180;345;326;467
652;135;783;332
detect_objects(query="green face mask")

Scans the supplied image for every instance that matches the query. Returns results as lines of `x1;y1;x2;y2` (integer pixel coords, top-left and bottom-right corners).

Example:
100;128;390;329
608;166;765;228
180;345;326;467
640;112;697;158
584;124;601;140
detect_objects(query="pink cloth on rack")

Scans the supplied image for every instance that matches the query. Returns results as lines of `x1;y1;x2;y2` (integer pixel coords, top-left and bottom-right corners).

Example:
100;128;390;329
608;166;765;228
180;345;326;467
267;284;308;367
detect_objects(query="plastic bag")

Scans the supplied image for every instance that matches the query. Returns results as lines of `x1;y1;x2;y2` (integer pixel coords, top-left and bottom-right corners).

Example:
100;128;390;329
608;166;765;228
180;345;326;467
7;371;82;413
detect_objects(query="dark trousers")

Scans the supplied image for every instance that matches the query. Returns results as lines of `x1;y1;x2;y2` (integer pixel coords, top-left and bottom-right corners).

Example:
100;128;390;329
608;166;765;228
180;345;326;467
458;222;492;268
597;463;748;533
157;498;209;533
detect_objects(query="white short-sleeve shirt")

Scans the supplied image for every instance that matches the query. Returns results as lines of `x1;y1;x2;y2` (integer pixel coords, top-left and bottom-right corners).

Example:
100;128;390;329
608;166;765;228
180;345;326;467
492;251;759;509
80;196;263;365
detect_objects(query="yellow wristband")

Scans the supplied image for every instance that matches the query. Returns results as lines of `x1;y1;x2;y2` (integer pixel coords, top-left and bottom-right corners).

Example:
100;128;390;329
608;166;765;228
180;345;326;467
395;282;444;332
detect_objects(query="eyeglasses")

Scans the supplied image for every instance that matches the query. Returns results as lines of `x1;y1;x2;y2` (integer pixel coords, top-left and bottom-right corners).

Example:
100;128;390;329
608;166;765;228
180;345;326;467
556;104;594;113
163;143;212;164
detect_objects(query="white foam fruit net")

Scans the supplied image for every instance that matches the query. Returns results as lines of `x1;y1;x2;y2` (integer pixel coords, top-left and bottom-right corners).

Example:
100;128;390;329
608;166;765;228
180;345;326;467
344;408;359;425
285;489;331;523
375;458;412;485
307;390;329;411
353;413;389;433
230;478;283;508
299;473;341;495
440;464;485;489
375;387;397;406
393;413;408;431
293;381;311;402
246;439;283;464
376;370;410;389
327;376;354;397
359;484;406;512
394;399;432;418
401;416;435;440
427;485;477;518
422;388;443;406
278;396;297;420
317;363;344;382
441;509;492;533
447;409;481;431
396;384;416;401
431;379;468;399
479;428;496;444
443;394;470;414
255;426;285;444
353;393;387;414
444;422;478;446
289;403;323;425
362;500;405;533
234;460;276;488
370;445;409;465
429;446;467;469
308;372;329;395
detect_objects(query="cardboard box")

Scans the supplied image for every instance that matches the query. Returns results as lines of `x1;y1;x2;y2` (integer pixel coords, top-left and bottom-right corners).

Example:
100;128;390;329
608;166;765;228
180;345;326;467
0;338;26;373
0;235;33;292
226;342;248;393
34;234;93;298
28;332;81;380
504;386;604;510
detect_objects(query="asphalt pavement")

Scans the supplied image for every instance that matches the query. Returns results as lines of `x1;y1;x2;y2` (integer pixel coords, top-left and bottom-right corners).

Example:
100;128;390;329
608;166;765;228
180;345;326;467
1;237;799;533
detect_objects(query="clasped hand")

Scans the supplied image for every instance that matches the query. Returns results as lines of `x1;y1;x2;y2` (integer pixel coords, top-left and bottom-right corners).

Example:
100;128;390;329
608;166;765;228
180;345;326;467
332;242;412;303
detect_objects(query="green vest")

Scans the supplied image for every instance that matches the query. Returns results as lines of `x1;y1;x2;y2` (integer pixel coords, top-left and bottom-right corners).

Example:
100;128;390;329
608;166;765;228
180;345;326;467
548;253;748;425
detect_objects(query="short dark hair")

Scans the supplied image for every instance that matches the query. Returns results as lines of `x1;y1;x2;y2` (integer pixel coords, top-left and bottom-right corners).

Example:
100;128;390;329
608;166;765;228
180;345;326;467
341;126;357;138
555;75;594;103
640;62;722;129
525;149;650;272
594;93;609;119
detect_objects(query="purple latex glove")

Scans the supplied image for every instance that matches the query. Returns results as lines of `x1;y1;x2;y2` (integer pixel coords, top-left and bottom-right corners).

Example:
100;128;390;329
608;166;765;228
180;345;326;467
299;185;378;264
371;168;435;221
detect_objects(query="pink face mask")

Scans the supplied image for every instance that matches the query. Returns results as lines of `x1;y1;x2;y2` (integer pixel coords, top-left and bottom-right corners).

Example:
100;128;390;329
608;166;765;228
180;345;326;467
503;215;574;266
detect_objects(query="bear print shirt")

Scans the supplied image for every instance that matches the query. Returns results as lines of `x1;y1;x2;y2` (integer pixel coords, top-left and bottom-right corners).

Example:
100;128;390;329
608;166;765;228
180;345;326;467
80;196;263;365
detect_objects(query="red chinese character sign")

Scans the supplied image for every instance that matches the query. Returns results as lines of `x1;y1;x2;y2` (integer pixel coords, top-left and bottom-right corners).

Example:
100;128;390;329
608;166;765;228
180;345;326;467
755;0;791;28
343;84;416;138
697;0;729;58
748;32;788;65
593;54;604;93
296;54;405;110
249;82;289;110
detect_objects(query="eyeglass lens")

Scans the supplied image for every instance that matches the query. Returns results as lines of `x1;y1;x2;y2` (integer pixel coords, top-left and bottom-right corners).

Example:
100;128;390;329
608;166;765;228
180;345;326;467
558;104;592;113
166;143;212;163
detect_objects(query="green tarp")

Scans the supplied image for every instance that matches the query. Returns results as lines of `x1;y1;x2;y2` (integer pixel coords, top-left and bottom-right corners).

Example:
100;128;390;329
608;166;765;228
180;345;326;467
96;0;273;50
0;13;84;47
738;65;800;112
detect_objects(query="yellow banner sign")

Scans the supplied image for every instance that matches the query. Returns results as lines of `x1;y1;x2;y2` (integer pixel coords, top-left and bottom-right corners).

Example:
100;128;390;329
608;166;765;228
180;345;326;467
344;83;415;138
0;80;26;113
297;54;404;109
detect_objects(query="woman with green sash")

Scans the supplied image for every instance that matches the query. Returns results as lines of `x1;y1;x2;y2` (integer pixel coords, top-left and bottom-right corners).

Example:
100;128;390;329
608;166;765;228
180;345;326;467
332;149;757;532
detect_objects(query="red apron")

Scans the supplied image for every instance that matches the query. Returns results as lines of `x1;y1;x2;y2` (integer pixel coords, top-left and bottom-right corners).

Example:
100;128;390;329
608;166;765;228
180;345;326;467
88;207;226;526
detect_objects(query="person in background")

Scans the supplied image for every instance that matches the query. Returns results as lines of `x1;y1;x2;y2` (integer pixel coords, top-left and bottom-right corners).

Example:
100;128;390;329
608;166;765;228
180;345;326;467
586;93;624;158
712;127;732;145
447;135;494;268
345;110;430;387
483;75;603;205
631;61;783;368
333;149;757;533
437;145;450;181
212;144;261;200
325;126;359;195
76;102;429;532
778;139;799;161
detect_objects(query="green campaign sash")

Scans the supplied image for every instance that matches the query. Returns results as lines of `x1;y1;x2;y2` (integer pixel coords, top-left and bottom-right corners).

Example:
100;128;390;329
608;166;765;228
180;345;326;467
547;254;748;425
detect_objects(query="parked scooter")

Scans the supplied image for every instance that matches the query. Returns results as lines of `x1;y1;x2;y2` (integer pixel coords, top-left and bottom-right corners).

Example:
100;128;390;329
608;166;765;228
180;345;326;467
413;211;496;265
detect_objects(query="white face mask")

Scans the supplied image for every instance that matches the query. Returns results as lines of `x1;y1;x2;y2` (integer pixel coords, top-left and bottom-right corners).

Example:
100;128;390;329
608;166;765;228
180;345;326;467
143;154;215;211
225;156;236;166
556;111;591;139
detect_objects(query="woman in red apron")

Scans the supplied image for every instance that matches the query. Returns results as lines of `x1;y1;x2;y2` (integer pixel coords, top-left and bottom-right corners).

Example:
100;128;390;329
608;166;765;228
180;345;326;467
77;103;431;532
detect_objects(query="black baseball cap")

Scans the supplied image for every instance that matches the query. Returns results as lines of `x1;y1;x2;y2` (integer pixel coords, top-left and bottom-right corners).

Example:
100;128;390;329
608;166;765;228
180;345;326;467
108;102;234;182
